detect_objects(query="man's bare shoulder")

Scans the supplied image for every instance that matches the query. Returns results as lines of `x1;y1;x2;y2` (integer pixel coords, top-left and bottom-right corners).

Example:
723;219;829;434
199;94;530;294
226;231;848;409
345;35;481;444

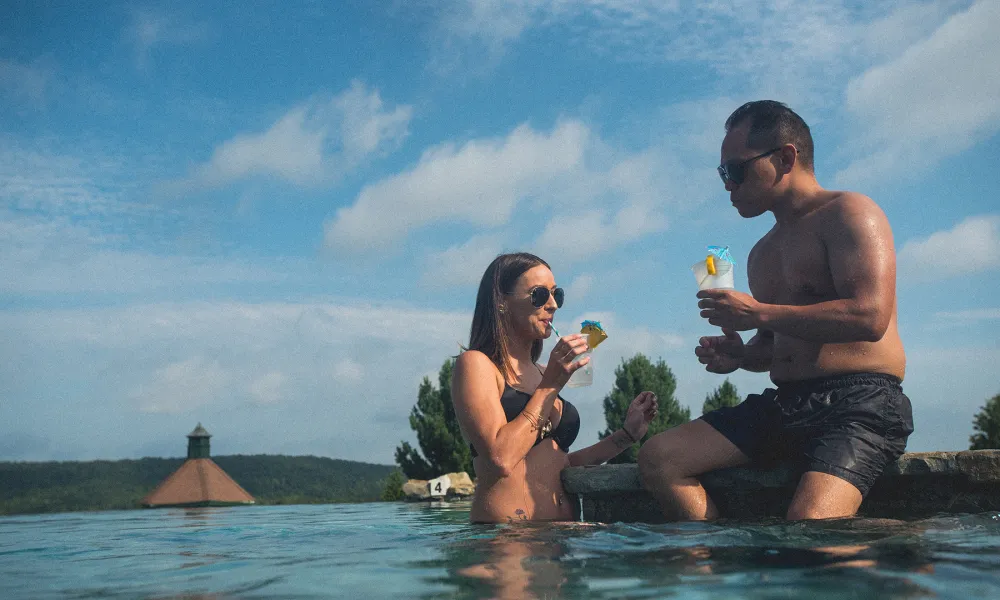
821;191;887;219
817;191;891;232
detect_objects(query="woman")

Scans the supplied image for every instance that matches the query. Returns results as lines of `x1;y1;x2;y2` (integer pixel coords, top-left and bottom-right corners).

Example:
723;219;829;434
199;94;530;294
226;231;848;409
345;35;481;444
452;252;659;523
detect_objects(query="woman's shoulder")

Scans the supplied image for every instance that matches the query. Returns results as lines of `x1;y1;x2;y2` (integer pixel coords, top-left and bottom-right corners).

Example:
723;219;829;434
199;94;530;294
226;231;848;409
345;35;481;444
455;350;501;378
454;350;505;399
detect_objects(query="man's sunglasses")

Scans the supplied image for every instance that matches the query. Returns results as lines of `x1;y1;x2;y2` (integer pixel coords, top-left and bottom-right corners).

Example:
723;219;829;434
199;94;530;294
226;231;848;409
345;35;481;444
717;147;781;186
506;286;564;308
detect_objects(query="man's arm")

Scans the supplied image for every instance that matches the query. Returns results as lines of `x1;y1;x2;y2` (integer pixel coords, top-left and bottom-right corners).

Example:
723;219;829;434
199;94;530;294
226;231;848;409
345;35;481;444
756;194;895;343
741;329;773;372
699;194;895;343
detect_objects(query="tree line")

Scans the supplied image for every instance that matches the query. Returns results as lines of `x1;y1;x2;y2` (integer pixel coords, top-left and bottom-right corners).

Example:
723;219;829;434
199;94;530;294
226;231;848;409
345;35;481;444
0;454;397;515
391;354;1000;492
391;353;742;483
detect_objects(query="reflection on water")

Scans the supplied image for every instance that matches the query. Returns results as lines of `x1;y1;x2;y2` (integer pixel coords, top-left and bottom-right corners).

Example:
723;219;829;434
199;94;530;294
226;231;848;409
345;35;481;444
0;502;998;599
426;517;946;599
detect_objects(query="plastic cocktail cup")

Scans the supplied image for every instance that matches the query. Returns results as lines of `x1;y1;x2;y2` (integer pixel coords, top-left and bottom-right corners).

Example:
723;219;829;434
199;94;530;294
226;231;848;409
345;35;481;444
692;259;735;290
565;335;593;388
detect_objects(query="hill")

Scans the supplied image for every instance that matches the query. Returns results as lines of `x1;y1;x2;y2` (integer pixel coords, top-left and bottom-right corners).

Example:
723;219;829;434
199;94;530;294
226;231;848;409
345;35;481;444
0;455;397;515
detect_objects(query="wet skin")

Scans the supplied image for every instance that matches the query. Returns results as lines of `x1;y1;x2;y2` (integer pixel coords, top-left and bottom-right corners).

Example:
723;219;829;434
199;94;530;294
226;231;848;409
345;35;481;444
453;265;657;523
639;121;906;521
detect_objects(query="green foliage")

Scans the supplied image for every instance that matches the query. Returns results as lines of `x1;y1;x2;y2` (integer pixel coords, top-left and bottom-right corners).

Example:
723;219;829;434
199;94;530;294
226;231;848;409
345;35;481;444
600;354;691;464
394;358;474;479
970;392;1000;450
702;379;741;415
0;455;395;515
380;469;406;501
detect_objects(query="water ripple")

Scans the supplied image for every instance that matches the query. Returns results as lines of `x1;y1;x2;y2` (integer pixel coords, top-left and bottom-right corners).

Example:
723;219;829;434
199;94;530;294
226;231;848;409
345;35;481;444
1;504;999;598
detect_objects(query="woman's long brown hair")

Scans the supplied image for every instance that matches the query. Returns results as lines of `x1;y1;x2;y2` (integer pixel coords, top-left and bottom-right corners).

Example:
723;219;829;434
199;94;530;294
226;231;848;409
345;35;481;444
468;252;549;382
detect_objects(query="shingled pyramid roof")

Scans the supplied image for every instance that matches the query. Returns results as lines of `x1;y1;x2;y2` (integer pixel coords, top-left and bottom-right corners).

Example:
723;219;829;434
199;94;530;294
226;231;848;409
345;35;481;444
142;458;255;508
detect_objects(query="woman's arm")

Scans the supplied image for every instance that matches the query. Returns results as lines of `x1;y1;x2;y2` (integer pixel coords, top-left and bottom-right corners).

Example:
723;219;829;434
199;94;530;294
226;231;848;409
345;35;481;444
567;429;638;467
451;351;560;478
566;391;658;467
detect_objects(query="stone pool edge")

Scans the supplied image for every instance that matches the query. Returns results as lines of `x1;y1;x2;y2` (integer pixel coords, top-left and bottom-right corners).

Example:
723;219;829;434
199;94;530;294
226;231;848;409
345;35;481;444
561;450;1000;522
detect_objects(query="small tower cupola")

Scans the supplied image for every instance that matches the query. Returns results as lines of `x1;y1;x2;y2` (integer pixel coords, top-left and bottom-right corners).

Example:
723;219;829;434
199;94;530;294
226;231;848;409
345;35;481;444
142;424;254;508
187;423;212;459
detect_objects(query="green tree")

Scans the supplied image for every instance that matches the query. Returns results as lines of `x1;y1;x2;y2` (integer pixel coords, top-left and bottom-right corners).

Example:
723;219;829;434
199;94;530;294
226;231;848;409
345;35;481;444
380;469;406;501
970;392;1000;450
599;354;691;464
394;359;474;479
702;379;741;414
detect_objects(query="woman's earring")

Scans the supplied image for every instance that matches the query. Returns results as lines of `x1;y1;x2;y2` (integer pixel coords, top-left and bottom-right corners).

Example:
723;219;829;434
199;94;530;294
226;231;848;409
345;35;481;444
498;305;506;314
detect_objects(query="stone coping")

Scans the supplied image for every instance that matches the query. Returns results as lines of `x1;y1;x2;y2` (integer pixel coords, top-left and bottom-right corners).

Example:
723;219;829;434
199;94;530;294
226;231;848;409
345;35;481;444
562;450;1000;495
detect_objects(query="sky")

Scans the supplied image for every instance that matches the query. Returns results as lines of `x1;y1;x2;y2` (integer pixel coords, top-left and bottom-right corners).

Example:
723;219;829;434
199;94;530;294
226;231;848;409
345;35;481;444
2;0;999;464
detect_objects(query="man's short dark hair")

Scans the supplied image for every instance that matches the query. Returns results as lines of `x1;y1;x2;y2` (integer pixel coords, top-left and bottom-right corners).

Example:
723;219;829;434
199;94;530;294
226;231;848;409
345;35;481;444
725;100;814;172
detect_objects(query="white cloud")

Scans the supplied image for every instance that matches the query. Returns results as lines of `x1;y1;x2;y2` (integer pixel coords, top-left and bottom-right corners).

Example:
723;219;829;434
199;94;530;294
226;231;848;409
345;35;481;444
898;215;1000;282
438;0;535;54
248;371;287;405
132;357;232;414
531;202;666;266
0;210;283;295
420;234;504;288
325;120;680;256
0;58;53;106
856;1;964;62
324;120;587;251
189;81;411;188
332;359;365;383
933;308;1000;323
431;1;944;108
126;9;208;68
565;273;594;303
1;300;469;461
836;1;1000;186
0;139;148;216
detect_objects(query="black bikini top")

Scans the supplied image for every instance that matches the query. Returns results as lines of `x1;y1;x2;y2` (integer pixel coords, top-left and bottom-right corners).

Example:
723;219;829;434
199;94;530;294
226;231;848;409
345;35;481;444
469;383;581;457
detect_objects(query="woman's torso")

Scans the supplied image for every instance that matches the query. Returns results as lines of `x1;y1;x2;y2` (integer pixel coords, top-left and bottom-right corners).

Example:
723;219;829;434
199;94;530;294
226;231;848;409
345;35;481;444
469;371;580;523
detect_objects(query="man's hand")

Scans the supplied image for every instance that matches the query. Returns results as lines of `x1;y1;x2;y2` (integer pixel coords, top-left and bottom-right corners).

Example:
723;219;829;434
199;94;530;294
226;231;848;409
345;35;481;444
695;328;744;374
697;289;762;331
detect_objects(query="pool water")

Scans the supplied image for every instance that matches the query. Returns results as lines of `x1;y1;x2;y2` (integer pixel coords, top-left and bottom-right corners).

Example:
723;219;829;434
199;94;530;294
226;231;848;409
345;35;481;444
2;502;999;598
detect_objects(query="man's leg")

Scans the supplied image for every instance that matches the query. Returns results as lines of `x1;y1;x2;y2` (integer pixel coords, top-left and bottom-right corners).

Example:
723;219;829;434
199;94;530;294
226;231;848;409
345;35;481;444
638;419;749;521
786;471;862;520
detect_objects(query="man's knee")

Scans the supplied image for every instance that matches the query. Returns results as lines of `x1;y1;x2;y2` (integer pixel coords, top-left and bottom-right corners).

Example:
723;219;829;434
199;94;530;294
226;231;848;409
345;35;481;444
786;471;862;520
638;429;695;483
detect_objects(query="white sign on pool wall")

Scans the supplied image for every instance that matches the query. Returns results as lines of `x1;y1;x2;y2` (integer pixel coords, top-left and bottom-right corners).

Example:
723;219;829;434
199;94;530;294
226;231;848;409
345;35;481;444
427;475;451;497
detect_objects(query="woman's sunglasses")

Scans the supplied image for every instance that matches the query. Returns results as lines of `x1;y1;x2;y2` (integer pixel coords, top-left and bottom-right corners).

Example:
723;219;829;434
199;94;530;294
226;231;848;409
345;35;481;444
717;147;781;186
506;286;564;308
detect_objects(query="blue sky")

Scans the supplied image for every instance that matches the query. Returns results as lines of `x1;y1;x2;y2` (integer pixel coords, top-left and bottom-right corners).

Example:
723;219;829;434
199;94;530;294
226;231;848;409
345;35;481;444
2;0;998;464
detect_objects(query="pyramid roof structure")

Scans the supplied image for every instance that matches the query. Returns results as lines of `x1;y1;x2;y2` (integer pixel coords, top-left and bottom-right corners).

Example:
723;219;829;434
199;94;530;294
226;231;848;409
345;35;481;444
142;424;255;508
143;458;255;508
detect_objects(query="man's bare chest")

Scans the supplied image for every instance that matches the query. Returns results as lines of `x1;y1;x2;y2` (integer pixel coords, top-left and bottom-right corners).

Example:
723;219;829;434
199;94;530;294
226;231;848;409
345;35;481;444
749;230;835;304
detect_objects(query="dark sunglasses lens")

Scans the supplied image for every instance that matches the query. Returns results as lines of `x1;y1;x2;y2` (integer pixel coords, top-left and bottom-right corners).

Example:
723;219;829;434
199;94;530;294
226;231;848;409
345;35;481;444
723;163;744;185
717;166;728;184
553;288;564;308
732;163;747;184
528;287;564;308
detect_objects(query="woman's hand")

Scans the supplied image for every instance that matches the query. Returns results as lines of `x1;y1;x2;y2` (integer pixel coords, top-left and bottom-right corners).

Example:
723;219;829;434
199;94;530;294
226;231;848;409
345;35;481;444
623;391;658;441
540;334;590;389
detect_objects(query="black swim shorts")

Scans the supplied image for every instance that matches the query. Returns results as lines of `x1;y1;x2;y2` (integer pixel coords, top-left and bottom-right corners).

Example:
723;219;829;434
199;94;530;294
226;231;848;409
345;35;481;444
700;373;914;497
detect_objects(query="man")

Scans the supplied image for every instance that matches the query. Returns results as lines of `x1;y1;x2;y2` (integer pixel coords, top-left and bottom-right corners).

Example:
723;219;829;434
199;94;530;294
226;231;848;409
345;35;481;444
638;100;913;521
